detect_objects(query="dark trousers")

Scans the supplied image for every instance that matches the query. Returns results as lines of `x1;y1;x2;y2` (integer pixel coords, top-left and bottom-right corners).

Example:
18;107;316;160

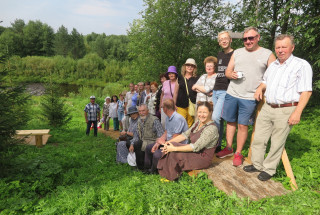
113;117;119;130
86;120;97;136
126;140;145;170
144;143;163;172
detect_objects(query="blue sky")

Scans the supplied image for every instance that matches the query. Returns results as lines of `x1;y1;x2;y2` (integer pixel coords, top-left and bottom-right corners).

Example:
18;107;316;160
1;0;144;35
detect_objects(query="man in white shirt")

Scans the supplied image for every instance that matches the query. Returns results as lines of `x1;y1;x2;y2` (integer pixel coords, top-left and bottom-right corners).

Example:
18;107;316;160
243;34;313;181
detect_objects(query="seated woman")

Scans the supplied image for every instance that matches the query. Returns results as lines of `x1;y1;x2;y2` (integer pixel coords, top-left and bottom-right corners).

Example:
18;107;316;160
116;106;139;163
157;101;218;181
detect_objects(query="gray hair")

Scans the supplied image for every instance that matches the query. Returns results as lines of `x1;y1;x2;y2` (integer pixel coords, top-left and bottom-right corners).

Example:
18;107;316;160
138;103;149;110
243;26;259;35
275;34;295;46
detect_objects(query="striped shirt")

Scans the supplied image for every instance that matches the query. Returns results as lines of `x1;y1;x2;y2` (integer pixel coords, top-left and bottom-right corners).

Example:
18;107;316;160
84;103;100;121
263;55;313;104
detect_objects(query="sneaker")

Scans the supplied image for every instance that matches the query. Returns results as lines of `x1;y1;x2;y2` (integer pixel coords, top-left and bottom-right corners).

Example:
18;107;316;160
233;152;243;167
216;147;234;158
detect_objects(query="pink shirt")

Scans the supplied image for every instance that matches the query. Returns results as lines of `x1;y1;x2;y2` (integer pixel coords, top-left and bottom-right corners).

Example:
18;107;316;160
162;80;176;105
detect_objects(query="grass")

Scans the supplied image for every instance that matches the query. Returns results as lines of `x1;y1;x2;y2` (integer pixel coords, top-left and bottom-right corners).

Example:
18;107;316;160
0;95;319;214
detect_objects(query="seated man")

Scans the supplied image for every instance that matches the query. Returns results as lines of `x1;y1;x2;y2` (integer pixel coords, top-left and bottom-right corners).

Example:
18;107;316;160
116;106;139;164
128;104;164;170
144;99;189;174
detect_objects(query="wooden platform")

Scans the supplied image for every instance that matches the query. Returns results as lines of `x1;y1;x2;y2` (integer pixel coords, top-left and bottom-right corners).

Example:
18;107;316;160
190;156;290;200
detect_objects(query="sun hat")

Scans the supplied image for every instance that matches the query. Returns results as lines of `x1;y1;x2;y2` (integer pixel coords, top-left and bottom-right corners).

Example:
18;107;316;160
90;95;96;99
184;58;197;67
166;66;178;75
127;106;139;116
105;96;110;100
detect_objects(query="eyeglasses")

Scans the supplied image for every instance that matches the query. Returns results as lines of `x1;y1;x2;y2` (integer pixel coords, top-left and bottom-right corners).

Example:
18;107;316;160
242;35;258;42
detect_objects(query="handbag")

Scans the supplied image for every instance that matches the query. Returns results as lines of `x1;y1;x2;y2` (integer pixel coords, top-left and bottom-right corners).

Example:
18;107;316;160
184;78;196;116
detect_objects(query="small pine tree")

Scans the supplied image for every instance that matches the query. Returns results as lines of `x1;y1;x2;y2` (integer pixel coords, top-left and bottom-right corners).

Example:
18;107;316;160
0;54;29;146
40;84;71;127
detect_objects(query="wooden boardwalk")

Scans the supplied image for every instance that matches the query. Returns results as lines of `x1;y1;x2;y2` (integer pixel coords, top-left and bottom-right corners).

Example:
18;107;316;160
190;156;290;200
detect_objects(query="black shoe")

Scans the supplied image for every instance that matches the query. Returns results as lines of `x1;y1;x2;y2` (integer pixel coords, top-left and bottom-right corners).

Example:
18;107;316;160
243;165;261;173
258;171;272;181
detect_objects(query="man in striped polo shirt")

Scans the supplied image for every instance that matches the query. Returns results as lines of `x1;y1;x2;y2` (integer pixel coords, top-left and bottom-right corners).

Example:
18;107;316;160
84;96;101;137
243;34;313;181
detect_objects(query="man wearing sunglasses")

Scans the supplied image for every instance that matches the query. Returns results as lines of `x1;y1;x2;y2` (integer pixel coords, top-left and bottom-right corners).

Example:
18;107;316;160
243;34;312;181
217;27;276;167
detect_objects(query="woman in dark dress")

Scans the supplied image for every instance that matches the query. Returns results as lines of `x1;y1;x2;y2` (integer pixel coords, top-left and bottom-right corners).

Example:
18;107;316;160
157;101;218;181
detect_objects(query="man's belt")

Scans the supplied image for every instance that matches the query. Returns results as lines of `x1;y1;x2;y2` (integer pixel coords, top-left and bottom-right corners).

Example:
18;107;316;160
268;102;299;108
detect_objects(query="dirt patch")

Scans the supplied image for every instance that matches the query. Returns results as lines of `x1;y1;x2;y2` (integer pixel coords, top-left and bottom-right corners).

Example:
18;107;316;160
98;128;120;139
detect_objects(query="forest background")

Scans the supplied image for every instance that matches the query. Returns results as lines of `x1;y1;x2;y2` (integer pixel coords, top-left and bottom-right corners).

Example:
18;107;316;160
1;0;319;95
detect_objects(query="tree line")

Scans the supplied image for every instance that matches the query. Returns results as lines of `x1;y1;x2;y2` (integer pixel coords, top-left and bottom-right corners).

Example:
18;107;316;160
0;0;319;88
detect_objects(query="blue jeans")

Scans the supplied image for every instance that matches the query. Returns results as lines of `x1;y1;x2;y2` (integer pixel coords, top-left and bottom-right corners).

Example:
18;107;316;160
212;90;227;146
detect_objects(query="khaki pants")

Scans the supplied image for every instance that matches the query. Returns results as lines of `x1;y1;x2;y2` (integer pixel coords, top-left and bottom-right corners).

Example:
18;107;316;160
176;106;194;128
251;103;295;175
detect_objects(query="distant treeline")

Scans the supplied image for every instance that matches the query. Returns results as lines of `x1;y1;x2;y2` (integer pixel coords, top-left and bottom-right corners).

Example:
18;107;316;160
0;19;130;61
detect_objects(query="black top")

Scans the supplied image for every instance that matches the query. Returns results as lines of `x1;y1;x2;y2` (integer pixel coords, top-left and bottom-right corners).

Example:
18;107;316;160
213;50;234;91
176;74;199;108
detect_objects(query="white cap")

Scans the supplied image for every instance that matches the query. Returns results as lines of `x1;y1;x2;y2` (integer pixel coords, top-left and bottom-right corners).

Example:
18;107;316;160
90;95;96;99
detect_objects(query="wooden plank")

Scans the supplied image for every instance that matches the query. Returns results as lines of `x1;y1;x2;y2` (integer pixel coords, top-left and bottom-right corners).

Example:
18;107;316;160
281;149;298;191
201;157;290;200
35;135;43;148
16;129;50;135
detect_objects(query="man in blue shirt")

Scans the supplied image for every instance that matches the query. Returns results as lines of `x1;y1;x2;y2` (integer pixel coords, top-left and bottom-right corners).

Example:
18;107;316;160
84;96;101;136
144;99;188;174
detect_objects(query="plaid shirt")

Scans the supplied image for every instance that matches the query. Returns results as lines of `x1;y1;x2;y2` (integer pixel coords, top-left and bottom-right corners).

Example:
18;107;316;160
84;103;100;121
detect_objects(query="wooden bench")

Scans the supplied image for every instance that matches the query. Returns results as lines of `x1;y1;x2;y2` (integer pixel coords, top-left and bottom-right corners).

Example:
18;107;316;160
16;129;50;147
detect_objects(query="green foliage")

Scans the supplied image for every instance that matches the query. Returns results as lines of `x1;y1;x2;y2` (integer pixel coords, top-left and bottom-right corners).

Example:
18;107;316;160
40;85;71;127
0;55;29;145
54;25;70;57
128;0;233;80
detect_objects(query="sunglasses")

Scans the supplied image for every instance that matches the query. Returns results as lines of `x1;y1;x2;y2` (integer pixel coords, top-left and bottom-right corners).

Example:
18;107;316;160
242;35;258;42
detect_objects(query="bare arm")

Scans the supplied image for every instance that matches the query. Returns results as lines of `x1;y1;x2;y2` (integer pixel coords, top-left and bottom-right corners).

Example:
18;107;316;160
267;53;276;67
163;142;193;153
84;112;88;123
288;91;312;125
254;83;267;101
173;82;179;105
165;133;187;144
225;53;237;79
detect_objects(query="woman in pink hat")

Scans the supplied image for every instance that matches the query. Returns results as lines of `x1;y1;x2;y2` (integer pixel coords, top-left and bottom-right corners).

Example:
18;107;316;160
160;66;178;127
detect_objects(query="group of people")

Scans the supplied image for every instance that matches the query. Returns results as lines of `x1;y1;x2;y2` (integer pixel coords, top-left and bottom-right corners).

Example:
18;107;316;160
84;26;313;182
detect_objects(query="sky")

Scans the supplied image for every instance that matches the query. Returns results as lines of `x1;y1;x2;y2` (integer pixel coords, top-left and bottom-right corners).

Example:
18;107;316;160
0;0;145;35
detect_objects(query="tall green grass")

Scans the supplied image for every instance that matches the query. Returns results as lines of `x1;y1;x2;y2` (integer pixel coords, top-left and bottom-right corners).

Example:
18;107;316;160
0;95;319;214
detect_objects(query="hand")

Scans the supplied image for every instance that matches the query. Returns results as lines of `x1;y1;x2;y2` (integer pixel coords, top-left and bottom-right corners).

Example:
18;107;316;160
120;131;126;136
151;143;160;153
231;71;238;79
208;92;213;96
129;145;134;153
192;85;197;91
288;110;301;125
161;142;175;154
254;88;263;101
157;137;166;145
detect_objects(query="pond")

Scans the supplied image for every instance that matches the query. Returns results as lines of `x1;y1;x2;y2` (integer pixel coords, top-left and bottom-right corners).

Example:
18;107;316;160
25;83;81;96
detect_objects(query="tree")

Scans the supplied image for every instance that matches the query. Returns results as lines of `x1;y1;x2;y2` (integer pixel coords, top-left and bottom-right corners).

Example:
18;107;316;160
40;84;71;128
0;54;29;146
70;28;86;59
128;0;232;81
23;20;45;56
54;25;70;57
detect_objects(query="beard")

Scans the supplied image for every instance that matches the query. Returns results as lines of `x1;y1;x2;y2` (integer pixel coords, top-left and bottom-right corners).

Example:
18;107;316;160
140;115;147;120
